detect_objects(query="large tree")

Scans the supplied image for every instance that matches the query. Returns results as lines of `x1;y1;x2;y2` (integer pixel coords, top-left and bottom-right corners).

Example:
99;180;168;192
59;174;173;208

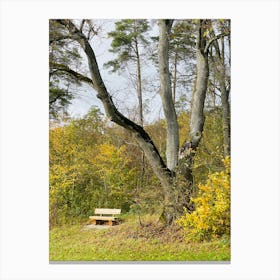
49;19;230;225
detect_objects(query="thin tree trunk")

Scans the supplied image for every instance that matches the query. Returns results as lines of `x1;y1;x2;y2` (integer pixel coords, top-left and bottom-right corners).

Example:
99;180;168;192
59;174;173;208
158;19;179;172
134;36;146;207
221;87;231;156
209;22;231;156
221;34;231;157
135;38;143;127
172;50;178;103
220;36;230;156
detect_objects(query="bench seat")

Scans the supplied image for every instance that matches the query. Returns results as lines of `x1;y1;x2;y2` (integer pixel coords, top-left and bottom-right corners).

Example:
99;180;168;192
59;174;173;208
89;208;121;226
89;215;116;221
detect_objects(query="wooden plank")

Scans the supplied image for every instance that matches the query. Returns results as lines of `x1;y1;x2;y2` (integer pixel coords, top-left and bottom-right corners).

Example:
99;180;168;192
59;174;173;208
94;208;121;215
89;216;116;221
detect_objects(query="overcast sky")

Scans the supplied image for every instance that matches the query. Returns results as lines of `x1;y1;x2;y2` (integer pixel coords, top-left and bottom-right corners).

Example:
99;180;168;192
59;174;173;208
67;19;164;124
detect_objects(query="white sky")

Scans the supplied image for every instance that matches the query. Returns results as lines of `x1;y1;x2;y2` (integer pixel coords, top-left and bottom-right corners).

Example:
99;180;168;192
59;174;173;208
68;19;164;124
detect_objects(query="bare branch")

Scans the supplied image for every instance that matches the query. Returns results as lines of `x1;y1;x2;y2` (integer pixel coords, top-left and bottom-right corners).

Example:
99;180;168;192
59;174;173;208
49;35;74;45
80;19;86;31
50;62;94;88
204;31;230;54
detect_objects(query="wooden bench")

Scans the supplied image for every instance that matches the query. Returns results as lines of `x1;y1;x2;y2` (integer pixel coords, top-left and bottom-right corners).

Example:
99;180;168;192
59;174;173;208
89;208;121;226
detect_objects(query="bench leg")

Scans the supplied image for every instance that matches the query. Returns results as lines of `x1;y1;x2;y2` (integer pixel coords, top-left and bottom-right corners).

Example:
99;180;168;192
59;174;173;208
92;219;96;225
108;220;113;226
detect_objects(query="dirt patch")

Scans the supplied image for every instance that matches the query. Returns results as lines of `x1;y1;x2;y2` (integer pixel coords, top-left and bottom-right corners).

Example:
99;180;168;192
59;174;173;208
82;224;111;230
103;222;185;243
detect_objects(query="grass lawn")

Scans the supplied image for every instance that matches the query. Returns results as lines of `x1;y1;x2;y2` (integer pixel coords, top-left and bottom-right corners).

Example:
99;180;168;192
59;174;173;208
49;218;230;261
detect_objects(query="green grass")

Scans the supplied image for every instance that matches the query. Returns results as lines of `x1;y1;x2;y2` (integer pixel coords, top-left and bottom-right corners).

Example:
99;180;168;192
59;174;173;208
49;219;230;261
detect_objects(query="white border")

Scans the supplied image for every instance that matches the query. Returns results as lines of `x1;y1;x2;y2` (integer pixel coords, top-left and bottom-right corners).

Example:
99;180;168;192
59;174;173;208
0;0;279;279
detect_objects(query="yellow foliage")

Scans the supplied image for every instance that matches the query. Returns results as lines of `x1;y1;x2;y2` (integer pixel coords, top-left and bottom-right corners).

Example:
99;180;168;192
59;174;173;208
92;143;134;182
177;157;230;241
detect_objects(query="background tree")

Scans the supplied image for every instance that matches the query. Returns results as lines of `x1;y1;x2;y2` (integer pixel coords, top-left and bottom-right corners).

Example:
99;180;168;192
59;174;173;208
104;19;150;127
169;20;196;105
149;21;196;113
49;20;96;119
208;19;231;156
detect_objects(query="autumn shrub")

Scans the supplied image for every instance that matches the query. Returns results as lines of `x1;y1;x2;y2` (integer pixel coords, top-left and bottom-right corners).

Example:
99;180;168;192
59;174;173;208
177;157;230;241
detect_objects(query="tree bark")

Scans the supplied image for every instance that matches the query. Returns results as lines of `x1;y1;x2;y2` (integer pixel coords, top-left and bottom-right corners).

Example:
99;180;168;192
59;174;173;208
158;19;179;172
172;50;178;103
221;87;231;156
220;35;231;157
134;35;146;200
189;21;209;149
179;20;210;209
135;38;143;127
